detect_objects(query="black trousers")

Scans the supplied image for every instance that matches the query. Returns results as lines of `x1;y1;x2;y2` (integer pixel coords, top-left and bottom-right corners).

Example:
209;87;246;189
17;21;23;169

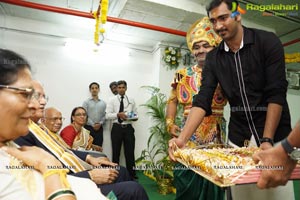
84;125;103;146
111;123;136;177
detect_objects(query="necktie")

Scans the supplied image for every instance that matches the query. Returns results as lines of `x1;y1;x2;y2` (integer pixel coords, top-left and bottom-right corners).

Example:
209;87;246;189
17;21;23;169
118;96;124;123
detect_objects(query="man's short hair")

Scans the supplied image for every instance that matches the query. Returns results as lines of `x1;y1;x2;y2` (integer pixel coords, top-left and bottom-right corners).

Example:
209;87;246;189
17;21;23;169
117;80;127;87
109;81;117;88
206;0;238;16
89;82;99;89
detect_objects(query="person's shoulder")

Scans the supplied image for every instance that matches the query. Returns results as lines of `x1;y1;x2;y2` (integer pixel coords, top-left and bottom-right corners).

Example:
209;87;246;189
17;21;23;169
248;26;272;34
108;95;118;102
61;125;73;132
206;47;219;60
82;127;90;134
99;98;106;104
247;27;277;40
209;47;219;55
14;131;39;146
127;95;135;101
176;67;187;74
83;97;93;103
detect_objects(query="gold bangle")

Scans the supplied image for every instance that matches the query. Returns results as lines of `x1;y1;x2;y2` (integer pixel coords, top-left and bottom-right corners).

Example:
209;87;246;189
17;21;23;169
166;118;174;126
43;169;70;189
166;118;175;133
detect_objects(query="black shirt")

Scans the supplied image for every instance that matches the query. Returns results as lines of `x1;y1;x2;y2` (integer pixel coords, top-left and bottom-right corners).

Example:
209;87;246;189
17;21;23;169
193;26;291;147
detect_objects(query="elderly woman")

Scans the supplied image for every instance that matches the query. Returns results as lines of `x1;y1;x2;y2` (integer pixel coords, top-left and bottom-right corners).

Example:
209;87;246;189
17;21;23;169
0;49;105;200
60;107;102;152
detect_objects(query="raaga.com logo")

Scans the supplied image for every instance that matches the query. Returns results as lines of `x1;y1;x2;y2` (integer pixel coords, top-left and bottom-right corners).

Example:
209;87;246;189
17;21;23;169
231;2;247;17
246;3;299;16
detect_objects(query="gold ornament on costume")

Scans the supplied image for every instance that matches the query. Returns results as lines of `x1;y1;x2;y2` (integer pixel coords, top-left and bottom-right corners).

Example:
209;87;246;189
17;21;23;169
186;17;222;51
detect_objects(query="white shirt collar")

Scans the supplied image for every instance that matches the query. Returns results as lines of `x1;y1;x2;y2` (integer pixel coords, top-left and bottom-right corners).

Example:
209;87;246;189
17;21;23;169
224;37;244;52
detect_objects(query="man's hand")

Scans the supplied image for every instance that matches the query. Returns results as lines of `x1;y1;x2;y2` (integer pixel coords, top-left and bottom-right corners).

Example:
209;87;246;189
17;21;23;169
253;145;297;189
86;155;118;167
88;168;119;184
169;124;181;138
168;137;186;161
93;123;101;131
117;112;127;120
92;144;103;152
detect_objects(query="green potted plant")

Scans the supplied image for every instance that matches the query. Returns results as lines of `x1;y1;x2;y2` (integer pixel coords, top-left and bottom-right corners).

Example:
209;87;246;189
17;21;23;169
136;86;182;194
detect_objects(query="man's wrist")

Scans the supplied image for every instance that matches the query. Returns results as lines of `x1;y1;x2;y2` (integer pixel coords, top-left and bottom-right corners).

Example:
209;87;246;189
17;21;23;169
178;133;189;145
88;170;94;180
259;137;274;146
86;154;92;164
281;138;300;161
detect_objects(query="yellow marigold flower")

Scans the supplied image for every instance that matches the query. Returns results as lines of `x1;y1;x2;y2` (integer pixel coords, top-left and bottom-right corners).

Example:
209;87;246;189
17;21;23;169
100;28;105;33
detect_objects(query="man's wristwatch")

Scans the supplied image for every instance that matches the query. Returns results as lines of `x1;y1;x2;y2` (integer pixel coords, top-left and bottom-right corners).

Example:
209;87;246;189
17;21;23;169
281;138;300;161
259;137;274;146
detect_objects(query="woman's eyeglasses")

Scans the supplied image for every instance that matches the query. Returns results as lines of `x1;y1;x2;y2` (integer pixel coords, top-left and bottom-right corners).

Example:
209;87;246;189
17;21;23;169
74;113;87;117
0;85;34;100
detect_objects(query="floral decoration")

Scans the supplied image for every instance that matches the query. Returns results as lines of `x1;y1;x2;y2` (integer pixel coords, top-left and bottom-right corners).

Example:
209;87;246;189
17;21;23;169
285;52;300;63
94;0;109;45
163;46;181;70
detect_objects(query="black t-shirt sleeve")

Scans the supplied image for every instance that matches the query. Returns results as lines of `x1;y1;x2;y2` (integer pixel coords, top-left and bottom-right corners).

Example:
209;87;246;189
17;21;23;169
192;51;218;116
261;31;287;105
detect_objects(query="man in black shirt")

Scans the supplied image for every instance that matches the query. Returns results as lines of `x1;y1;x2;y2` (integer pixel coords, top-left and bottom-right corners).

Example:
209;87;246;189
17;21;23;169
169;0;291;152
169;0;292;198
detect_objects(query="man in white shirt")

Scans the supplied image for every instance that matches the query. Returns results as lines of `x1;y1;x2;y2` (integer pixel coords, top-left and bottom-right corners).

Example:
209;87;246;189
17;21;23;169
106;80;138;179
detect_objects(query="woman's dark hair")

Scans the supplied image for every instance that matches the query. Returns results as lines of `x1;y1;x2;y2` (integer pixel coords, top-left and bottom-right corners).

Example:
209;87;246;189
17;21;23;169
70;106;86;123
117;80;127;87
206;0;239;16
0;49;31;85
89;82;100;89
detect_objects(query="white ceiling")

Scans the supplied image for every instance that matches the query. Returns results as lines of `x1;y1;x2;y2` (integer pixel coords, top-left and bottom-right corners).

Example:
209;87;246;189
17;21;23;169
0;0;300;52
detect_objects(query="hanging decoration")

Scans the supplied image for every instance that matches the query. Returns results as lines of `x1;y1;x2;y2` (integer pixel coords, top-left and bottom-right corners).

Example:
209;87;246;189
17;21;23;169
163;46;181;70
94;0;109;45
285;52;300;63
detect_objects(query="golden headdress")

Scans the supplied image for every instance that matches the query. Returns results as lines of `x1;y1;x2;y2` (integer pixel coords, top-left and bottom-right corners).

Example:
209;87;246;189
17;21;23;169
186;17;222;51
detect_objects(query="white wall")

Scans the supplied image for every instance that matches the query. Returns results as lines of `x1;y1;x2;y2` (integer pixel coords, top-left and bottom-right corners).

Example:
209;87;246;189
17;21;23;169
287;91;300;126
1;29;156;164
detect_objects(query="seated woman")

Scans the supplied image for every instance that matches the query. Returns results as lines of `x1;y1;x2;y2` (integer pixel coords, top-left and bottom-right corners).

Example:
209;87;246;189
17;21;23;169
60;107;102;152
0;49;106;200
